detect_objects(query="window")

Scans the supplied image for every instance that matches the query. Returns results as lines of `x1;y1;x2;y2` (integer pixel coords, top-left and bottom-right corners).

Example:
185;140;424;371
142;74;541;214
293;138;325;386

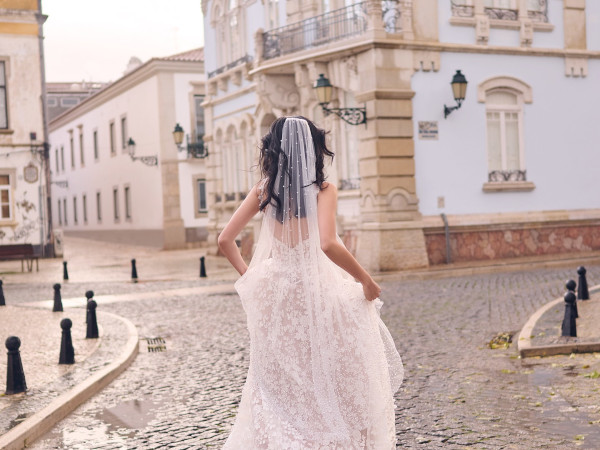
63;198;68;226
113;187;119;221
93;130;99;160
338;91;360;190
96;191;102;222
0;174;12;220
321;0;330;13
79;129;84;167
55;148;59;173
124;185;131;220
60;97;79;107
266;0;279;29
47;97;57;107
0;61;7;129
57;199;62;226
197;178;207;213
60;146;65;171
121;116;128;151
83;194;87;224
194;95;205;142
69;133;75;168
73;196;78;224
109;121;116;155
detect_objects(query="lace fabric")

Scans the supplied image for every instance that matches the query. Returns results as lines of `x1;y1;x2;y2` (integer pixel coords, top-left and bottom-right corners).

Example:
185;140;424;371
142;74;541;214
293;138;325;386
224;118;403;449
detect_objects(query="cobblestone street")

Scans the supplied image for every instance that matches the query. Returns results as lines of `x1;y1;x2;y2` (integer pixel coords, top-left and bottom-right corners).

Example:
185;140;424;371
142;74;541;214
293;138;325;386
15;262;600;449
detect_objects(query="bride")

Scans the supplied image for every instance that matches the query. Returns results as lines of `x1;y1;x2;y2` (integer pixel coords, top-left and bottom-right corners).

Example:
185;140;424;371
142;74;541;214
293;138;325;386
218;116;403;449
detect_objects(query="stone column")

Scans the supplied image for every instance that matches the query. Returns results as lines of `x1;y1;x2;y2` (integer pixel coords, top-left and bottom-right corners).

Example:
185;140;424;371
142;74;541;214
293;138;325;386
157;72;186;249
354;47;428;272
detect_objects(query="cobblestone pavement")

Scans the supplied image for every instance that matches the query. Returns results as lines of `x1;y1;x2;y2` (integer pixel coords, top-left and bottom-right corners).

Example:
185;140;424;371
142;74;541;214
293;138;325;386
23;264;600;449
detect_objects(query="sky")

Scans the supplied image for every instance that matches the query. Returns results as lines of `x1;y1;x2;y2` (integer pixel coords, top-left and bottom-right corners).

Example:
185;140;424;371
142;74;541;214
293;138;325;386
42;0;205;83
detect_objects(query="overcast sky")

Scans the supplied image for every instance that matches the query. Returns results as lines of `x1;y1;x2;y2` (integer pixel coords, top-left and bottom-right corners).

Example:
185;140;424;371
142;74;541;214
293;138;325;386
42;0;205;83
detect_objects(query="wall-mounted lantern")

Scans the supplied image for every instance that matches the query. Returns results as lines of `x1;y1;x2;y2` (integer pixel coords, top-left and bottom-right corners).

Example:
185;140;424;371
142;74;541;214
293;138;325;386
444;70;468;119
127;137;158;166
313;74;366;126
172;123;208;158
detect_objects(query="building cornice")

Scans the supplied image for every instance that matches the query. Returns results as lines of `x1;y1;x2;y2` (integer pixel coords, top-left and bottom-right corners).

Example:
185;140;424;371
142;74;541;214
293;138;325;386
49;59;205;131
250;36;600;76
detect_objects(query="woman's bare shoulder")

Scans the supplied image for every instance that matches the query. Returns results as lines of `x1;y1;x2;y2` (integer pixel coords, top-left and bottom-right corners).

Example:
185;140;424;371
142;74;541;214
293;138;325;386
318;182;337;198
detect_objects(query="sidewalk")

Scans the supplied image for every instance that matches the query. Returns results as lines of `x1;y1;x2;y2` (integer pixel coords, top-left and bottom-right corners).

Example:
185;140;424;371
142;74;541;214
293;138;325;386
519;285;600;357
0;236;237;449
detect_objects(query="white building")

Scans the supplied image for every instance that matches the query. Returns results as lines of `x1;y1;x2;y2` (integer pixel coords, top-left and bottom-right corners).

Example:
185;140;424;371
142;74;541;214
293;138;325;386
201;0;600;270
49;49;208;249
0;0;51;255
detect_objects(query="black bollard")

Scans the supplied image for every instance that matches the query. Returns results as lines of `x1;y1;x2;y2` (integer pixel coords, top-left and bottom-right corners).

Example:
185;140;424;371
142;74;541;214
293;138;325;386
63;261;69;281
0;280;5;306
53;283;63;312
200;256;207;278
84;291;94;323
5;336;27;394
561;291;577;338
59;318;75;364
86;300;99;339
566;279;578;318
577;266;590;300
131;259;138;283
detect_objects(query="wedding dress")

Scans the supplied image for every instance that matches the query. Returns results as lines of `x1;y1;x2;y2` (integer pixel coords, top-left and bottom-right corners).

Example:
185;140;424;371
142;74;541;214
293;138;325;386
224;118;404;449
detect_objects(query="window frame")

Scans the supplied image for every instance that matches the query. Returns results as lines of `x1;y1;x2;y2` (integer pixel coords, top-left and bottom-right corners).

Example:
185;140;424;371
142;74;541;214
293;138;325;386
192;175;208;217
96;191;102;223
124;184;132;221
78;126;85;167
82;193;88;224
93;129;99;161
57;198;62;226
120;115;128;152
73;196;78;225
63;198;68;226
109;120;116;156
0;60;8;130
0;170;15;223
113;186;120;222
69;131;75;169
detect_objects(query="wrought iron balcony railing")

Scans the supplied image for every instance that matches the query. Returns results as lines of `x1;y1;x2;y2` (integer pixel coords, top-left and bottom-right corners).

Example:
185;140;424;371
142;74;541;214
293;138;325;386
488;170;527;182
262;2;402;60
208;54;253;79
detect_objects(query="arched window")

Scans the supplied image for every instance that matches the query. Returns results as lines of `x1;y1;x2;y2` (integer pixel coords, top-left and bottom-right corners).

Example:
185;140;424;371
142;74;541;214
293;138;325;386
479;76;532;184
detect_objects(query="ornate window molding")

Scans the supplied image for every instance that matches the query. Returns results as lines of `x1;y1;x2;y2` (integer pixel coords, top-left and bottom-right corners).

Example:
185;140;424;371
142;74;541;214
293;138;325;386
450;0;553;34
478;77;534;192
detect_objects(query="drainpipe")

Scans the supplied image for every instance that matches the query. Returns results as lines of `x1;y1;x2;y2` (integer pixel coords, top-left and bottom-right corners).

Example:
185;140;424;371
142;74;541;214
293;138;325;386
440;213;452;264
37;0;52;257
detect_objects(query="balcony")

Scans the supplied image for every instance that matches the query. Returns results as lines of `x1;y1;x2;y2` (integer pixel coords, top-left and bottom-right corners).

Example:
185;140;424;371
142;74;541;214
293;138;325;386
262;1;401;61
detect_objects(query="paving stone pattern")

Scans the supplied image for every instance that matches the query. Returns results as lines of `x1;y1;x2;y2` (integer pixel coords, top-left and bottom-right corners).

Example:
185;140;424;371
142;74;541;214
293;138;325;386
27;264;600;449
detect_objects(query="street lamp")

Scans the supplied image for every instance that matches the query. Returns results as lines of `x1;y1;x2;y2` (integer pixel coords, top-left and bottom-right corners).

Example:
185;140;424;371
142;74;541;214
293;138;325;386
444;70;468;119
127;137;158;166
313;74;366;126
172;123;208;158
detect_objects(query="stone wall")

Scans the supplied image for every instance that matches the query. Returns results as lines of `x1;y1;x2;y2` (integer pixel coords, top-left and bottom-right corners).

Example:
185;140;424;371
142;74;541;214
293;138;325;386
425;224;600;265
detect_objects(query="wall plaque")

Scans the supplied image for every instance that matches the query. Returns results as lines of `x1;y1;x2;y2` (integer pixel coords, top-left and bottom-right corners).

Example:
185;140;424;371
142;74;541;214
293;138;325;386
23;163;39;183
418;121;439;140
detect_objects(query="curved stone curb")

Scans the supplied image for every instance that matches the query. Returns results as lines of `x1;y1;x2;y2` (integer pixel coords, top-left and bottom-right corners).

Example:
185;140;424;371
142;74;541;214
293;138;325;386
518;284;600;358
0;312;139;450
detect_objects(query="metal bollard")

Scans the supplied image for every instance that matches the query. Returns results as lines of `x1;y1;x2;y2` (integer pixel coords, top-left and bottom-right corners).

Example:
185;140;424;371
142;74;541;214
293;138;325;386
566;279;578;318
53;283;63;312
86;300;99;339
131;259;138;283
5;336;27;394
63;261;69;281
200;256;207;278
577;266;590;300
0;280;5;306
59;318;75;364
85;291;94;323
561;291;577;338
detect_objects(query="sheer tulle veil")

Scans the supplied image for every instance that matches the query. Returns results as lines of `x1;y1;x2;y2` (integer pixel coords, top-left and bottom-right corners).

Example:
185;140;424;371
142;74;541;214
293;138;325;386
227;117;404;449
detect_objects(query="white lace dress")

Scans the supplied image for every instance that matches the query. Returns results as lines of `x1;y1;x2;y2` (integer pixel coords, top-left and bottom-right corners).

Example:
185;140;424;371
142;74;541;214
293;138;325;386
223;118;403;449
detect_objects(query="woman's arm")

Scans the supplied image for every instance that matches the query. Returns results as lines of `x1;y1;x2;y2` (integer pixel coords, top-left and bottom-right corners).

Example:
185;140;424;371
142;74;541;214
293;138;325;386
317;183;381;301
217;184;261;276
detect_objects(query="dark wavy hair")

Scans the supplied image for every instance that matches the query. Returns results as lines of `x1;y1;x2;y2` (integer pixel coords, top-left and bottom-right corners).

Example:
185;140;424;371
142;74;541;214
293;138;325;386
258;116;334;216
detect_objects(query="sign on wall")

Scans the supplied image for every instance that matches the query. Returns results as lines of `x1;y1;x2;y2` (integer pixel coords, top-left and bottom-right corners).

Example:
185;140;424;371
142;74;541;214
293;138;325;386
418;121;438;140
